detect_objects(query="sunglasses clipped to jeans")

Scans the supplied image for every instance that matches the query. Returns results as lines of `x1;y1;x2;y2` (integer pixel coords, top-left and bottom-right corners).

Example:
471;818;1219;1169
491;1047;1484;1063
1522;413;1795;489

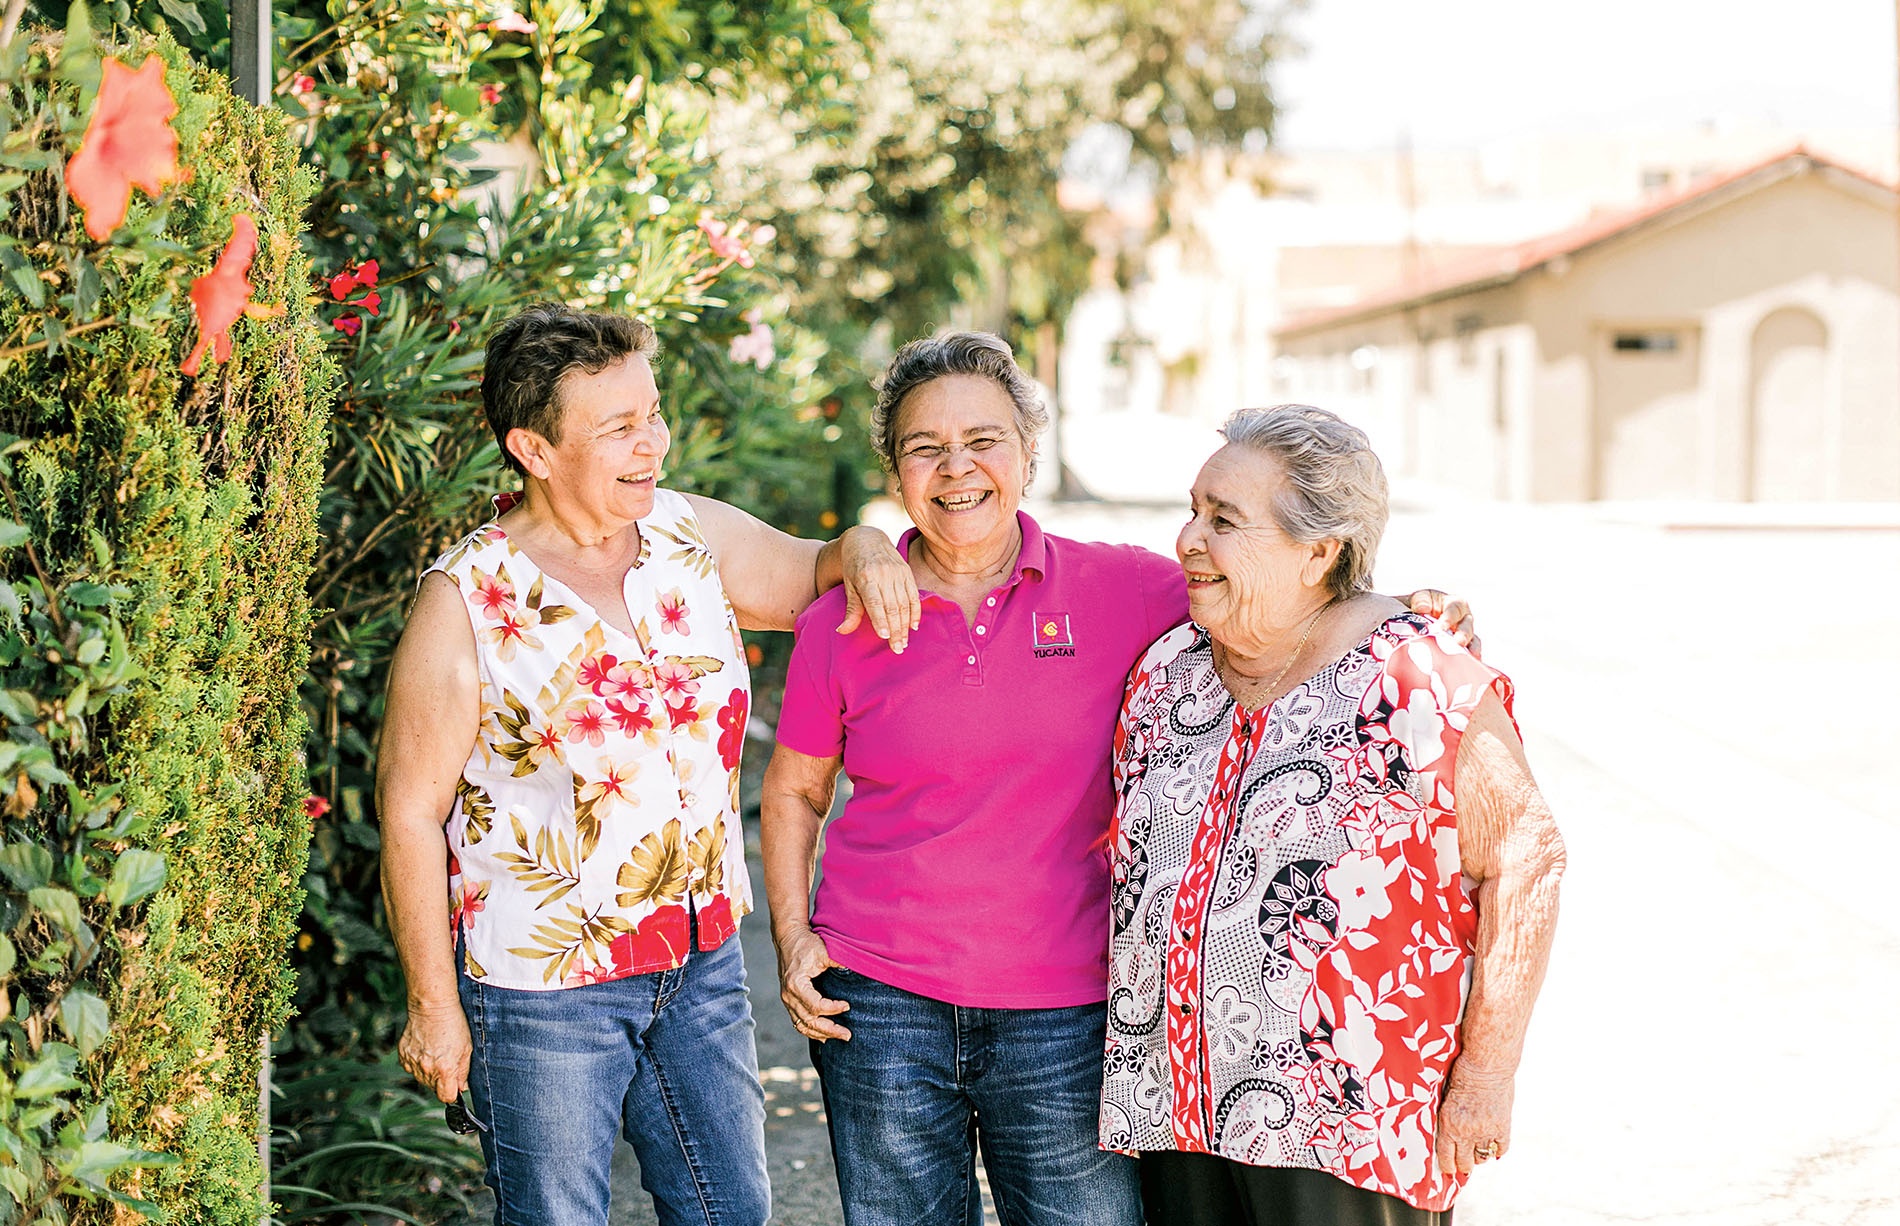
445;1089;487;1135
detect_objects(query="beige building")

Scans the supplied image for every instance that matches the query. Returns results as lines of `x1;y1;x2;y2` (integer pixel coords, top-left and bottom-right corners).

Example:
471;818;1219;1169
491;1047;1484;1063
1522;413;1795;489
1270;149;1900;502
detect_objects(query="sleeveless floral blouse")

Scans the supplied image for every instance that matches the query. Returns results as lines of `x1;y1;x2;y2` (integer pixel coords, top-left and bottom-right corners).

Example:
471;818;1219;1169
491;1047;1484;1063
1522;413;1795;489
426;488;752;990
1100;613;1512;1212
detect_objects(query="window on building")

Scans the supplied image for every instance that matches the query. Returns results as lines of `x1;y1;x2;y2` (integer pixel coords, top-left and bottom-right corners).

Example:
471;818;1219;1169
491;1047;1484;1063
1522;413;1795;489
1612;330;1681;353
1641;167;1674;192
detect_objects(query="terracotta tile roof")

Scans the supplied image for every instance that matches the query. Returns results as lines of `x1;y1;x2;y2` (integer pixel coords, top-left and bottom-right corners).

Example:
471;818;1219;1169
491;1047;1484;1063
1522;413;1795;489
1273;146;1895;339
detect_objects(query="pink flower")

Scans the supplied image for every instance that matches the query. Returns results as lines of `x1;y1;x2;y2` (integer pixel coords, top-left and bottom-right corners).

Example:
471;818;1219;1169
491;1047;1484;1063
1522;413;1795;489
303;795;330;820
696;218;754;268
489;9;537;32
654;661;698;707
657;588;690;635
728;311;775;371
334;313;361;338
294;74;316;94
564;702;609;747
481;83;502;106
470;570;515;617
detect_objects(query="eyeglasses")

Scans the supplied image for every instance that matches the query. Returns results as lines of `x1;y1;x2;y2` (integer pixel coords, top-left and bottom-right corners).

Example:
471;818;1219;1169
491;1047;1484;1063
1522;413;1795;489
445;1089;487;1135
897;434;1016;466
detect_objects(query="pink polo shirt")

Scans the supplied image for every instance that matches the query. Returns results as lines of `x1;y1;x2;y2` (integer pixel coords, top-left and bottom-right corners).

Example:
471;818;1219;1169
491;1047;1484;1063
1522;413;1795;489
776;512;1188;1008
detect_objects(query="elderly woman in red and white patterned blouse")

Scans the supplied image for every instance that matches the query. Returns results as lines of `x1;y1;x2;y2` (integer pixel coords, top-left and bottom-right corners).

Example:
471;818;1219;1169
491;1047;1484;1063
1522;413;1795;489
1101;405;1566;1226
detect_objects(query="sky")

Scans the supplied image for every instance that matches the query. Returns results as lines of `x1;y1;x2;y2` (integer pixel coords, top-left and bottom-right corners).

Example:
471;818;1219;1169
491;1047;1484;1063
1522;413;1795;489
1269;0;1897;150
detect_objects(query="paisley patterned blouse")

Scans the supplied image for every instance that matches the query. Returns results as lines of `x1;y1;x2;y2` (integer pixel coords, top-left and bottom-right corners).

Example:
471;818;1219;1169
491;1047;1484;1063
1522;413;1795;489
1100;613;1512;1212
426;488;752;991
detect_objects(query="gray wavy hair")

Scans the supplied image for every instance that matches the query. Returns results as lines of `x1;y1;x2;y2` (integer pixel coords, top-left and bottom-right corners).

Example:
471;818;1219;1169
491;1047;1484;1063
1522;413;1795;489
1219;405;1389;601
871;331;1049;484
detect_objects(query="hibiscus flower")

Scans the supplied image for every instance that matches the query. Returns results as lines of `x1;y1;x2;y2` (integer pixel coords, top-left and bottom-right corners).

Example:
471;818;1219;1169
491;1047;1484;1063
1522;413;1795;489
606;697;654;737
715;689;749;771
563;701;609;747
180;214;264;377
654;660;698;707
66;55;183;241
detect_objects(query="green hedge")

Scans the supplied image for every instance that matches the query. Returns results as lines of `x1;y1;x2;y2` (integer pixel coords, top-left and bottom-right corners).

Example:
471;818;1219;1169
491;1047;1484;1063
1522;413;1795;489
0;24;329;1222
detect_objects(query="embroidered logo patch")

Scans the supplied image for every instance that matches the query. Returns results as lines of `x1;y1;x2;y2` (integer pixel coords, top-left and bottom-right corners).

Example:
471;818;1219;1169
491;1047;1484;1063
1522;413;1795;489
1032;611;1075;657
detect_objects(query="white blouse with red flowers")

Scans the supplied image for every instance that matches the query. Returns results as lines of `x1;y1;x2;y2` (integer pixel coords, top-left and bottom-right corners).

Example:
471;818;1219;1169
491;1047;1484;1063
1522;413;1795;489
1100;614;1512;1212
426;488;752;990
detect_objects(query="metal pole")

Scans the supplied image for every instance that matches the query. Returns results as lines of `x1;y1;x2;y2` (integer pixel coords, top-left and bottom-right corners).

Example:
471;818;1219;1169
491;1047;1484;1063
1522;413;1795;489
229;0;271;105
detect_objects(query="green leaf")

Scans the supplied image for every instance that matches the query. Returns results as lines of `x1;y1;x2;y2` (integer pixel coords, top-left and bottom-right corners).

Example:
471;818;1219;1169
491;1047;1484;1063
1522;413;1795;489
58;987;107;1056
0;520;28;547
0;933;14;977
15;1042;79;1098
64;582;113;608
58;1;99;95
443;84;483;116
27;886;84;938
105;849;165;907
153;0;207;37
0;842;53;890
76;636;104;665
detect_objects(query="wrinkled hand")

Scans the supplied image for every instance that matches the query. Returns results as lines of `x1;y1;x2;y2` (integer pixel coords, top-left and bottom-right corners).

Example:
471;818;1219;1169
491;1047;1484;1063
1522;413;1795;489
836;526;920;653
1436;1061;1514;1176
1407;588;1482;658
776;926;852;1042
397;1000;472;1104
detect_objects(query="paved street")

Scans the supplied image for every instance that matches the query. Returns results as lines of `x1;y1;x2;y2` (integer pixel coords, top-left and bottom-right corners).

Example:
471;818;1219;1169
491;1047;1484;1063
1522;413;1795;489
590;488;1900;1226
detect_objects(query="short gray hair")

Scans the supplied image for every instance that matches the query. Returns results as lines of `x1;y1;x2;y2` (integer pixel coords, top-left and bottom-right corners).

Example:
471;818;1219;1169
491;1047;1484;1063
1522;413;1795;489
872;332;1050;482
1218;405;1389;601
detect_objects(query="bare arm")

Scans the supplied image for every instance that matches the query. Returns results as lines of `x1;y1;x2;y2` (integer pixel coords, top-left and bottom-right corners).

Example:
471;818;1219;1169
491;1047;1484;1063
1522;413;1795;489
759;742;852;1041
1436;691;1566;1175
683;493;918;650
377;573;483;1103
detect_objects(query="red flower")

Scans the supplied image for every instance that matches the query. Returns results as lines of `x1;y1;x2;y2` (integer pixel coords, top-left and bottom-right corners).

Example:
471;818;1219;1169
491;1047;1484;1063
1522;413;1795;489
66;55;183;241
666;698;698;732
334;313;362;338
303;794;330;820
606;697;654;737
328;270;358;300
716;689;749;771
293;74;316;94
481;83;502;106
357;291;382;317
357;260;380;287
180;214;261;377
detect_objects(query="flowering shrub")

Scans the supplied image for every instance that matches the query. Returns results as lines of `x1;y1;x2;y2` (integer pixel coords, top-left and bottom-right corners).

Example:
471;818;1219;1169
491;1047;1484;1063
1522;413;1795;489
0;12;329;1222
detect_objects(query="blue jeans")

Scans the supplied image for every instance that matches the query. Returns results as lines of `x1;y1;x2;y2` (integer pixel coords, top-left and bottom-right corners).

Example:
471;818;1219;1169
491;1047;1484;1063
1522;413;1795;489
809;967;1141;1226
457;933;769;1226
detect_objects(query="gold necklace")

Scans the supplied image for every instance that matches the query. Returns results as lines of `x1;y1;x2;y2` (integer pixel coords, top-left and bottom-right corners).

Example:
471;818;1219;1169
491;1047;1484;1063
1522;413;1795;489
1216;599;1334;706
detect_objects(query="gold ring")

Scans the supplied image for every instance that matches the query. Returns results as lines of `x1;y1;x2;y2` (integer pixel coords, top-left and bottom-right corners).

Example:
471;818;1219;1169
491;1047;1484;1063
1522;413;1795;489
1475;1142;1499;1161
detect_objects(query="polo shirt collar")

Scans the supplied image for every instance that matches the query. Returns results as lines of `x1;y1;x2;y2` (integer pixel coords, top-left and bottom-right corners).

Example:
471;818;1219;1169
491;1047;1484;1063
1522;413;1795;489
897;510;1047;593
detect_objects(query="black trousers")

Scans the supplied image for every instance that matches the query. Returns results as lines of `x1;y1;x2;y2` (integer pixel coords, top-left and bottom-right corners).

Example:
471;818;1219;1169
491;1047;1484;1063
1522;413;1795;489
1140;1151;1452;1226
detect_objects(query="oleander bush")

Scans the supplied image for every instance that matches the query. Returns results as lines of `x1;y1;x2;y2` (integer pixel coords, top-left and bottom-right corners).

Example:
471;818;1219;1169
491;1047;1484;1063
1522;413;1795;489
0;12;329;1223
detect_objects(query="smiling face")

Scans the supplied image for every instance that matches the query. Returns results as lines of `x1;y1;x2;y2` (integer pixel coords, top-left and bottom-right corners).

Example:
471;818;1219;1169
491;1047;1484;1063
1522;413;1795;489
508;354;670;527
892;374;1032;557
1177;443;1340;650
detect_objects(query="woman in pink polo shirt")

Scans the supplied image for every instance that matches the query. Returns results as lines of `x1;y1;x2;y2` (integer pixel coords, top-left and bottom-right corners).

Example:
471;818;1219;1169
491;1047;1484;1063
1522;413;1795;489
761;333;1469;1226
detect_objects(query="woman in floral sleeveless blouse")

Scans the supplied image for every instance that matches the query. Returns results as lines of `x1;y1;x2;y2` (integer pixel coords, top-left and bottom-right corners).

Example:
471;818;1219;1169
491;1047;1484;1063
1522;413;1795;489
376;305;916;1226
1102;406;1566;1226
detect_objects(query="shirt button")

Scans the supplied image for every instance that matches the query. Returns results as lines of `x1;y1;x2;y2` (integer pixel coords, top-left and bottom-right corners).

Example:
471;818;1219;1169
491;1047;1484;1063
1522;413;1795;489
985;597;995;606
967;655;976;665
1178;999;1195;1016
975;626;987;635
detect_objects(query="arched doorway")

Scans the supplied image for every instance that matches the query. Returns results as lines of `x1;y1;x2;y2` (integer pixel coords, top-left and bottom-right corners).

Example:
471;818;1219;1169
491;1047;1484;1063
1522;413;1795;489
1748;307;1830;501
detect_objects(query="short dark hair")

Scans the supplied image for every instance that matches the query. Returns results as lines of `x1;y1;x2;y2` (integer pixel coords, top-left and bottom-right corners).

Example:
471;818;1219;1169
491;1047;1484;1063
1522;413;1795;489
481;305;659;475
871;331;1049;483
